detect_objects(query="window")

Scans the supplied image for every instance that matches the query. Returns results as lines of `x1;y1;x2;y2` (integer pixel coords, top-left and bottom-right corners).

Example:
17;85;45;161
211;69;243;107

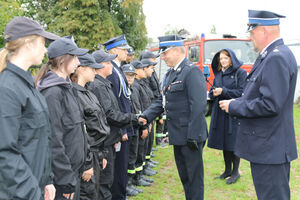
188;45;200;63
204;40;258;65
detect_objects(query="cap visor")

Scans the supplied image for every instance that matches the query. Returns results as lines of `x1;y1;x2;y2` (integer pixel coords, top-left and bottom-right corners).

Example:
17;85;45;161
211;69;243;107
117;44;130;49
70;48;89;56
159;46;173;54
103;54;117;62
90;63;104;69
40;31;60;42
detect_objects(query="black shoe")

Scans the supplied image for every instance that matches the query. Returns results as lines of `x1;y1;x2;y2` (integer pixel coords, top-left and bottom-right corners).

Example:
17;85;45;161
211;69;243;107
215;172;231;179
135;187;143;193
226;173;240;184
144;167;157;176
149;159;159;165
126;185;139;196
152;148;158;151
133;175;151;186
141;174;153;183
147;162;156;168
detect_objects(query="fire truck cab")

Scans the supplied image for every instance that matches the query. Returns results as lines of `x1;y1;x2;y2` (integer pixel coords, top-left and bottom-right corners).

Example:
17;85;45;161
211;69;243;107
149;34;258;115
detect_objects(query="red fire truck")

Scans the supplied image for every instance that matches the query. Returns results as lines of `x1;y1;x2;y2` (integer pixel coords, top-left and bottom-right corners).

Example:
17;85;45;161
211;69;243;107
149;34;258;115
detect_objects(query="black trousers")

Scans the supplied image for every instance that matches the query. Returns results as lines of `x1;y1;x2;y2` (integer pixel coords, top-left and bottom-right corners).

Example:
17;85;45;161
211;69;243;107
136;131;146;172
111;140;129;200
251;162;291;200
128;135;139;173
99;145;115;200
173;143;204;200
146;122;155;158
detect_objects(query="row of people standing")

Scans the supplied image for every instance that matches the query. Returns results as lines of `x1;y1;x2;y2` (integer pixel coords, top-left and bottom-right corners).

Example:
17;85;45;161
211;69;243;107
0;16;161;200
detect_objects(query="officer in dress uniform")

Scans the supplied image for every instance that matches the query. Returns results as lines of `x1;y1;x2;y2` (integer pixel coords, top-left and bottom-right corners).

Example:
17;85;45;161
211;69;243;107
219;10;298;200
139;35;208;200
103;35;133;200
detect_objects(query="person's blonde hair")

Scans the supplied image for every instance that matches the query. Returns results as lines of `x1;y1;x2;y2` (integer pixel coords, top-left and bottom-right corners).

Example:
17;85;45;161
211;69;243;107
34;55;75;86
0;35;39;72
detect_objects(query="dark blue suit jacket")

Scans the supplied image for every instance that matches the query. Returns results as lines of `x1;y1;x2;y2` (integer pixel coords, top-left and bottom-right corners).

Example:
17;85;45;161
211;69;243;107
229;39;298;164
107;61;134;136
143;58;208;145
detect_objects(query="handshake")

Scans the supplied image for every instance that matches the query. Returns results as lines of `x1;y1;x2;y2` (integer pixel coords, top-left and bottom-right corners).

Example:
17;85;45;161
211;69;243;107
131;114;148;128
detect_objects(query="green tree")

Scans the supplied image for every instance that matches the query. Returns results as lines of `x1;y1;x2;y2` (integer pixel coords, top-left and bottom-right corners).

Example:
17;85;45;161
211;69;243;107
112;0;148;52
0;0;24;47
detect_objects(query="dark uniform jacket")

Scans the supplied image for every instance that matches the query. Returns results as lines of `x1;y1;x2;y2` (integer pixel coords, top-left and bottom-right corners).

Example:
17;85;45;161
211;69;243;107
130;82;143;134
107;61;134;136
87;75;136;146
72;83;109;158
37;71;87;193
0;63;52;199
148;71;160;99
208;48;247;151
143;58;208;145
229;39;298;164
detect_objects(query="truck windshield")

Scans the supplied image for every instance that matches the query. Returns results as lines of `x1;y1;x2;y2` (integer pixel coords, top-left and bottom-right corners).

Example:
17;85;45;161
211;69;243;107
204;40;258;65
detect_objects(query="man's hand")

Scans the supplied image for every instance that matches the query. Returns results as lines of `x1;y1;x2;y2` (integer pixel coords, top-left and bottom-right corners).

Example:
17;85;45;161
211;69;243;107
82;168;94;182
219;99;234;113
187;139;199;151
141;129;148;139
213;88;223;97
138;116;147;125
102;158;107;170
122;133;128;141
44;184;56;200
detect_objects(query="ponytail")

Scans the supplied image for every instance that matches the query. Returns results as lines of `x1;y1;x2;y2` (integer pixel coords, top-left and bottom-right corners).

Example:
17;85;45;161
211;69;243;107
0;35;39;73
0;48;9;72
35;54;75;86
34;63;51;86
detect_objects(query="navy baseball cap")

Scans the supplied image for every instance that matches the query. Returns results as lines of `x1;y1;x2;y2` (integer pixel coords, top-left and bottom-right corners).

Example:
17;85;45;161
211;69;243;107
48;38;89;59
4;17;59;43
139;50;159;60
158;35;185;53
92;50;117;63
247;10;285;32
103;34;130;50
141;59;157;67
121;64;136;74
78;53;104;69
131;60;144;69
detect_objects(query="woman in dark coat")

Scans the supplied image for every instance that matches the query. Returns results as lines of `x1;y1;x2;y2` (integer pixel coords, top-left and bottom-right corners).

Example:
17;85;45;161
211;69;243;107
208;48;247;184
71;53;110;199
0;17;58;200
36;37;89;200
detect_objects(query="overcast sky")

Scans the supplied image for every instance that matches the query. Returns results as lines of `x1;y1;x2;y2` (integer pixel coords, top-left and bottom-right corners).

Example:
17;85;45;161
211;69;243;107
143;0;300;42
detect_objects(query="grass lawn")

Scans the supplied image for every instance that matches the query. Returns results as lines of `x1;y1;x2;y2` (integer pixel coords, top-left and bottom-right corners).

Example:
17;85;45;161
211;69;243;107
130;104;300;200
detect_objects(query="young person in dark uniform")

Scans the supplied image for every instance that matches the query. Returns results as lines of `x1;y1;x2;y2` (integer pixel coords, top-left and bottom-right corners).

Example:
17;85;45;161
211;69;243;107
71;53;110;199
208;49;247;184
139;35;208;200
89;50;138;200
0;16;58;200
103;35;134;200
140;59;159;172
131;60;155;186
220;10;298;200
140;50;166;150
121;63;144;196
36;37;89;200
